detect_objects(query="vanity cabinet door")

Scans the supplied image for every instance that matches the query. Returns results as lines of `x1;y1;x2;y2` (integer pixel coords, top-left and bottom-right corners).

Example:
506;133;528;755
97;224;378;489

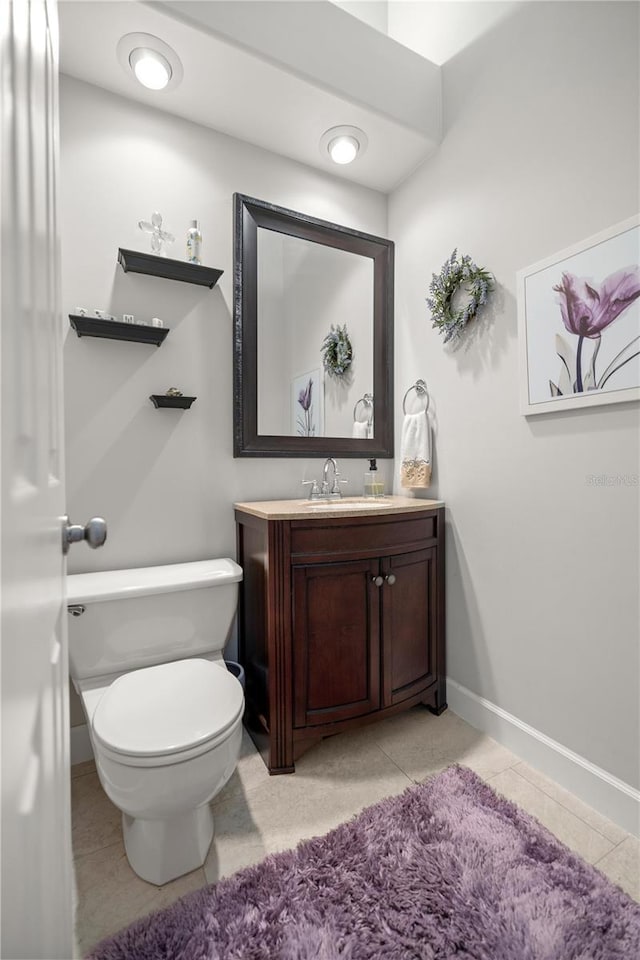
292;558;381;728
381;547;437;707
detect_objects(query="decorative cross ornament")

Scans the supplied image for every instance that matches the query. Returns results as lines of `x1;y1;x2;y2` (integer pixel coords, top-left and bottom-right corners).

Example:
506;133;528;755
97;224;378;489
138;211;175;255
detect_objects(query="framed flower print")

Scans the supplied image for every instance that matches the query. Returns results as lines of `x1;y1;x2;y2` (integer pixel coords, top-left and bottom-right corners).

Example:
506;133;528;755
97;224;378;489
517;216;639;415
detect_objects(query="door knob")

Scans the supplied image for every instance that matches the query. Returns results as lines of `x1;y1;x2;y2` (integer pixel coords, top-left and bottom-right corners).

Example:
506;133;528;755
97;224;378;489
62;516;107;554
385;573;397;586
372;575;384;587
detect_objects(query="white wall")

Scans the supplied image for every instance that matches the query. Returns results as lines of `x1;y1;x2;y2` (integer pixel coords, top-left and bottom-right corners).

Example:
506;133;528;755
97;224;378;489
332;1;388;35
61;75;388;577
387;1;521;65
389;1;639;791
60;76;389;736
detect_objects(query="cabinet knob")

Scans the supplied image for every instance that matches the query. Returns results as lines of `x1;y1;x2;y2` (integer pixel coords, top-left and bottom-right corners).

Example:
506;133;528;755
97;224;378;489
372;575;384;587
385;573;397;586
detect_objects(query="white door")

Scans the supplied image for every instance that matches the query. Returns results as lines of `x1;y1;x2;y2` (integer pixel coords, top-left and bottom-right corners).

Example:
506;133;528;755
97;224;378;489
1;3;72;956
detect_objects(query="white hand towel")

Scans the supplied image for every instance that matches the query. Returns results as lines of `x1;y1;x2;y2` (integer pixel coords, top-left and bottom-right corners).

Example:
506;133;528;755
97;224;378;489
400;412;431;488
352;421;369;439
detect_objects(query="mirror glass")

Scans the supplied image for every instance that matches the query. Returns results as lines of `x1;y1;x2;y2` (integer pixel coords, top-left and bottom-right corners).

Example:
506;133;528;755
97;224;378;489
257;230;373;438
233;194;394;458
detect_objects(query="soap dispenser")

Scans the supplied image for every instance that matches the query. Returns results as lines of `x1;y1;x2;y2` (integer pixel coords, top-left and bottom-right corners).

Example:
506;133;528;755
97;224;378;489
363;459;384;498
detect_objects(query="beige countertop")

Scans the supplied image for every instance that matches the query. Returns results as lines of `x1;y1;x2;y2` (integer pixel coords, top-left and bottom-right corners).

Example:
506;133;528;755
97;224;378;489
234;495;444;521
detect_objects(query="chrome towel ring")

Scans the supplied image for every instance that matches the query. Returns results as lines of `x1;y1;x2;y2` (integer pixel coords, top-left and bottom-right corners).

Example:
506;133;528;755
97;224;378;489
353;393;374;422
402;379;430;415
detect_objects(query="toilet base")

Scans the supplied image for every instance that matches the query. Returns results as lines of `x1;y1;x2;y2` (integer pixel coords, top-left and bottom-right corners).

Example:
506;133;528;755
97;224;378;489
122;804;214;885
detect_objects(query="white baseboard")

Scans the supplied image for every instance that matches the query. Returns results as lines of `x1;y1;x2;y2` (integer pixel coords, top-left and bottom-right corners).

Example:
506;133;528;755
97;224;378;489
447;678;640;838
70;723;94;766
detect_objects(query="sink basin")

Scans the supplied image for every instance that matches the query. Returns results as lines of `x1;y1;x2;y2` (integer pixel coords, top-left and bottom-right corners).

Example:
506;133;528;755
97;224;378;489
304;499;393;510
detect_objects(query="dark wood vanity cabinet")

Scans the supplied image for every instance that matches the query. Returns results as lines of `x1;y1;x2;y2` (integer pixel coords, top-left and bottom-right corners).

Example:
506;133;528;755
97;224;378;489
235;504;446;774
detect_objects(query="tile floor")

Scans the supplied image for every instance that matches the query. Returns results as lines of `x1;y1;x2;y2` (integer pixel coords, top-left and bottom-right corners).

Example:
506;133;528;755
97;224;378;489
72;707;640;955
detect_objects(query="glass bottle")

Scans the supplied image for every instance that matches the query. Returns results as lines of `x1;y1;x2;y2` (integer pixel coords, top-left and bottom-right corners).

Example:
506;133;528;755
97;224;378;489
186;220;202;264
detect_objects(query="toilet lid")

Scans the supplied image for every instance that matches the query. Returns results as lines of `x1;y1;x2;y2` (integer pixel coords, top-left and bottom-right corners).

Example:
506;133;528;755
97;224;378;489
92;659;244;758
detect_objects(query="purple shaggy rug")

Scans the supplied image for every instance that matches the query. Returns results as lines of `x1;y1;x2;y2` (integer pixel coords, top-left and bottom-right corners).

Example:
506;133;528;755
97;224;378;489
88;765;640;960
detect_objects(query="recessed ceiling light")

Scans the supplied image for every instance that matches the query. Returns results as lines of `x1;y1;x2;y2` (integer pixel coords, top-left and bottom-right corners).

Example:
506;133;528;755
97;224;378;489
329;136;358;164
129;48;172;90
117;33;183;92
320;126;368;165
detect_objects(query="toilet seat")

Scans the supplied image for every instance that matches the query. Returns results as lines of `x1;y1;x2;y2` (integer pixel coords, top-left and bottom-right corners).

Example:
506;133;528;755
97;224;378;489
92;659;244;766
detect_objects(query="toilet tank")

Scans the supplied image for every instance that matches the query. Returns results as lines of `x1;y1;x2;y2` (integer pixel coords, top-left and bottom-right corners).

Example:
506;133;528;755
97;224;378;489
66;559;243;682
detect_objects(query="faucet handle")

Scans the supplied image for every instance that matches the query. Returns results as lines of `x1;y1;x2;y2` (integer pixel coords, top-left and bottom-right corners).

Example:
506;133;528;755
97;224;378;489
331;477;348;496
302;479;320;500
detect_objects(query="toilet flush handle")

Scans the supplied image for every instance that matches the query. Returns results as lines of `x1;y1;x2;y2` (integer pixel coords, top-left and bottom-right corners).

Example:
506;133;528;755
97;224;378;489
62;515;107;554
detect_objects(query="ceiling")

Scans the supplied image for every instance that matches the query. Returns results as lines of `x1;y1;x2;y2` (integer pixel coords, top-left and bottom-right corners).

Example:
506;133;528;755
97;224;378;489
57;0;442;193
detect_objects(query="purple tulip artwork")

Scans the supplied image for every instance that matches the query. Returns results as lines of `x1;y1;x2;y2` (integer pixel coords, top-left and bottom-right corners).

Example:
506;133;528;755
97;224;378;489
552;267;640;394
291;369;323;437
518;218;640;414
297;377;314;437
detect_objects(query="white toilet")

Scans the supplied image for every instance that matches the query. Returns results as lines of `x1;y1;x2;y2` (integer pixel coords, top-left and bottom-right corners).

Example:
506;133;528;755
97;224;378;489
67;558;244;885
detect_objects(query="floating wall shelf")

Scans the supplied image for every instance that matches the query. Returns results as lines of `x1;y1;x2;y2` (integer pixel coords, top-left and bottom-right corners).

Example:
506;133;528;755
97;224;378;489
149;394;197;409
118;248;223;288
69;314;169;347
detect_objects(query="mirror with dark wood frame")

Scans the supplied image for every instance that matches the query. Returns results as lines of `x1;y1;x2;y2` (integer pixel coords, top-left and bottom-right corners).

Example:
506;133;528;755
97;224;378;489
233;193;394;457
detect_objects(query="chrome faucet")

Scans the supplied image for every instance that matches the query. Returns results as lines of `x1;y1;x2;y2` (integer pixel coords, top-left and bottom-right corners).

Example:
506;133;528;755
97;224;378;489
322;457;338;496
302;458;348;500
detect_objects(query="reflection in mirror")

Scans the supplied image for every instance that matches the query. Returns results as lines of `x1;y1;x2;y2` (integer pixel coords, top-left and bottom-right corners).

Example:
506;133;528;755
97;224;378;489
233;194;394;458
257;231;373;438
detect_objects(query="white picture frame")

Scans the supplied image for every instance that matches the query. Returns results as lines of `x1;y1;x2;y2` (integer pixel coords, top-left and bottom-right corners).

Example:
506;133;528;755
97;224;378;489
517;215;640;415
291;369;324;437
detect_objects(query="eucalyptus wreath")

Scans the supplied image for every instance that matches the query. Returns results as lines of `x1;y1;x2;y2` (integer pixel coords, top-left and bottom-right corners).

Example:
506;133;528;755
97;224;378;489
427;249;493;343
321;323;353;377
